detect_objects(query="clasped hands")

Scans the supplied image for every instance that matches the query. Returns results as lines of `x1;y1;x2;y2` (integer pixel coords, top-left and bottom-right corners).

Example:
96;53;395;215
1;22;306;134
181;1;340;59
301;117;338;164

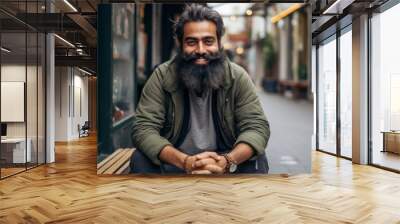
183;151;228;174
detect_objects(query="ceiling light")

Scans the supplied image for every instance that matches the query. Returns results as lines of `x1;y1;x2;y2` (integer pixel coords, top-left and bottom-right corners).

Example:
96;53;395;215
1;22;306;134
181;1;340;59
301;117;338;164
322;0;355;15
63;0;78;12
54;34;75;48
78;67;92;76
1;47;11;53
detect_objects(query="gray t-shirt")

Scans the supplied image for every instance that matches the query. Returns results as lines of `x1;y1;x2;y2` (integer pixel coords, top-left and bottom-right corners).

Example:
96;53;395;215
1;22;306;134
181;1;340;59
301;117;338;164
178;90;217;155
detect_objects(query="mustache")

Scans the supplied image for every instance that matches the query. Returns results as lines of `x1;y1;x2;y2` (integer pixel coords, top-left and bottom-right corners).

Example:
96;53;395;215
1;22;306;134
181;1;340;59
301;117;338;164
181;51;223;63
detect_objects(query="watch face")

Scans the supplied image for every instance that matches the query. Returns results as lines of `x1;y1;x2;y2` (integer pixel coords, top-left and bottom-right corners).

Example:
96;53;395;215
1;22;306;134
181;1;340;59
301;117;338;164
229;163;237;173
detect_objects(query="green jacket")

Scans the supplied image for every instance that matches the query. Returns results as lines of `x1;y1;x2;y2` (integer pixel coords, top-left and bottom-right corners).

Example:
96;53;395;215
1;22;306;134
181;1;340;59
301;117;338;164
132;58;270;165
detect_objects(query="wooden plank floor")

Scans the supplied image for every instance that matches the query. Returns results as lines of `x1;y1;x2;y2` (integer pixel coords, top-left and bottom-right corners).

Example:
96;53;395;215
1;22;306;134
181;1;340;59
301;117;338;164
1;167;26;178
1;135;400;224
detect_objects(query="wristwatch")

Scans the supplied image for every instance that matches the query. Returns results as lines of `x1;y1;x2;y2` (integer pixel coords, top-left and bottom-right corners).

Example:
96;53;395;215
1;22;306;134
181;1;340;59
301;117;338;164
223;153;238;173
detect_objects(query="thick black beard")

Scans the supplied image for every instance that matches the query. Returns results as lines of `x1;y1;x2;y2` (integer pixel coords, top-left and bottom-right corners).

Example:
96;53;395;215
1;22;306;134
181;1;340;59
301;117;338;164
175;49;226;97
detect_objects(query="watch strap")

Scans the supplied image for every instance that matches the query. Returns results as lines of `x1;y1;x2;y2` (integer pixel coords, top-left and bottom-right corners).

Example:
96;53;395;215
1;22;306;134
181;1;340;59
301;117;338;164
223;153;237;173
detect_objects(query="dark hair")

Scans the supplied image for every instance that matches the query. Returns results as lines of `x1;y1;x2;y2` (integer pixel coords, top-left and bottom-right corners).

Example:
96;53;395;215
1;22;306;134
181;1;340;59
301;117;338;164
173;4;225;47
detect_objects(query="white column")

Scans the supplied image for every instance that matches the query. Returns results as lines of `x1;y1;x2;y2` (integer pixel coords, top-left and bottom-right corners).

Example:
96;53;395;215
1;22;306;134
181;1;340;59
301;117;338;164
45;0;56;163
46;32;55;163
312;45;317;151
352;14;369;164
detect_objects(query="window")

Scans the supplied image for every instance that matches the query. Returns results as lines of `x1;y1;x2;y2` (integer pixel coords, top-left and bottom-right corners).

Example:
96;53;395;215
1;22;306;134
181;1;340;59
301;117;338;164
317;35;337;154
370;3;400;171
339;27;352;158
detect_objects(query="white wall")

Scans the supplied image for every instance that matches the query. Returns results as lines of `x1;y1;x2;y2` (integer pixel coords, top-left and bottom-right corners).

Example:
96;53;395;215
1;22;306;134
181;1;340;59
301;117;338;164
1;65;39;137
71;72;89;136
1;65;26;135
55;67;89;141
55;66;69;141
1;65;26;81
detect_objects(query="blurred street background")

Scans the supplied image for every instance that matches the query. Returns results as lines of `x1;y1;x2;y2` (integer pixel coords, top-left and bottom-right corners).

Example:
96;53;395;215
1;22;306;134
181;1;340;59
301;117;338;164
211;3;312;173
130;3;313;173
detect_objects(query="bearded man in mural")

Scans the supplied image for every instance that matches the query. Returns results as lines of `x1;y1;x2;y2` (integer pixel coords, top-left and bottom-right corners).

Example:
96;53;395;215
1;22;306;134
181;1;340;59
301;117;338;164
131;4;270;174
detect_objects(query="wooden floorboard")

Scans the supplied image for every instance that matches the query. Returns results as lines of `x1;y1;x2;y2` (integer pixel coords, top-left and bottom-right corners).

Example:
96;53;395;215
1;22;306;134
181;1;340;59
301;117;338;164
1;134;400;223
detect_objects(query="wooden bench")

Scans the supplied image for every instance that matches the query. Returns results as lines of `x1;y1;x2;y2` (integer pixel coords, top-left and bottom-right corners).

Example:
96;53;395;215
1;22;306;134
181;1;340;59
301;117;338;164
97;148;136;174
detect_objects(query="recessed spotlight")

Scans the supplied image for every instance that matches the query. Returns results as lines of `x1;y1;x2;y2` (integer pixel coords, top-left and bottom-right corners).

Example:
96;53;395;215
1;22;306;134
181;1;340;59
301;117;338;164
1;47;11;53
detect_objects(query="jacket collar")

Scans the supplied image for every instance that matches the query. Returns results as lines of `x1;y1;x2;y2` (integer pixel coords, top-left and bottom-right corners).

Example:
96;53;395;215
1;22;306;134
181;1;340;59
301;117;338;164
164;56;235;93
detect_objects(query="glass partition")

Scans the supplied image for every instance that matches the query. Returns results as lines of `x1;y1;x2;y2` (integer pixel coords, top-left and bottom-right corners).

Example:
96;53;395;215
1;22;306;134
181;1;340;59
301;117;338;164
0;1;46;179
1;30;28;178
